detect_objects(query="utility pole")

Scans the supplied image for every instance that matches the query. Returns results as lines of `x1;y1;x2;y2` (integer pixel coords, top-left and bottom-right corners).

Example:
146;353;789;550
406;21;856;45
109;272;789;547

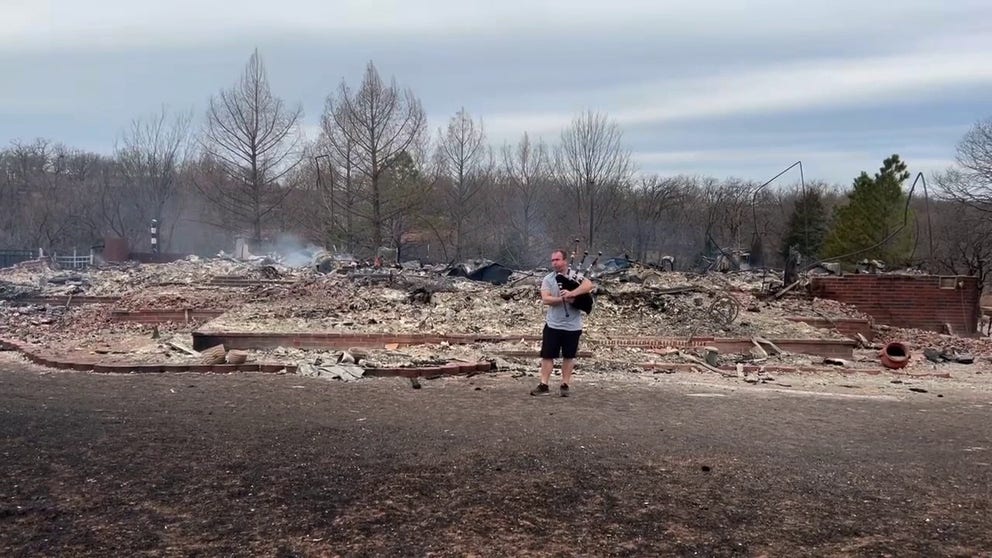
314;154;333;246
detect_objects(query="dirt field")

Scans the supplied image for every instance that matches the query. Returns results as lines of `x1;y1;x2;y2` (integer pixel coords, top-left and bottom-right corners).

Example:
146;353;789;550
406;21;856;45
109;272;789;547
2;352;991;557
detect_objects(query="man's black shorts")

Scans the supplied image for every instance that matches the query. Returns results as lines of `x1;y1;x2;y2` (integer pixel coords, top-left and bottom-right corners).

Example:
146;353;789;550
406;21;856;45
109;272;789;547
541;325;582;359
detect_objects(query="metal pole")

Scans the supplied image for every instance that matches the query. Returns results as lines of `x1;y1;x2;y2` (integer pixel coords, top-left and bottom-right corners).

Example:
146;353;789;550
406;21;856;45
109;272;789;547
315;154;332;244
150;219;159;254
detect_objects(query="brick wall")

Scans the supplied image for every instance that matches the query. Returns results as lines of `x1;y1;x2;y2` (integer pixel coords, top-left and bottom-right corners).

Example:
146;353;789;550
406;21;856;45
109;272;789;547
191;332;543;351
810;275;981;335
191;332;856;358
109;310;225;324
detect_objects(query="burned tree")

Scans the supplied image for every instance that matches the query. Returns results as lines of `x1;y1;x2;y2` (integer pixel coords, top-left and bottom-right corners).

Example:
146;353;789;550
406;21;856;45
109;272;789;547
695;178;759;267
939;117;992;210
929;200;992;286
197;49;303;242
318;100;363;252
113;107;192;250
434;108;492;260
0;140;105;250
496;133;551;267
554;111;632;248
619;175;690;263
324;62;428;251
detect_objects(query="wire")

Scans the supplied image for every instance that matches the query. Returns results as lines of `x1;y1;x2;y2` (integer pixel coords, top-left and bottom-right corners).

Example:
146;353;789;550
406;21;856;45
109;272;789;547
749;161;805;268
922;172;935;270
700;160;804;272
803;172;929;272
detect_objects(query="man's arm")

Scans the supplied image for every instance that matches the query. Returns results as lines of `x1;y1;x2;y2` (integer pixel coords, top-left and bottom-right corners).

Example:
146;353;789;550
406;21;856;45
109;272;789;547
575;277;594;295
541;287;564;306
561;277;594;301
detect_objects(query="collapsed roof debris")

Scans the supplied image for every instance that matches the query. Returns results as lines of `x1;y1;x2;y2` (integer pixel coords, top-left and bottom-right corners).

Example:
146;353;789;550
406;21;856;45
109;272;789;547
445;260;514;285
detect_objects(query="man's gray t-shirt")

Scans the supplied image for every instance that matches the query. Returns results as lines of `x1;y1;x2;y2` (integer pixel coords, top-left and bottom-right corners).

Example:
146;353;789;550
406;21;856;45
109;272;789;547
542;272;583;331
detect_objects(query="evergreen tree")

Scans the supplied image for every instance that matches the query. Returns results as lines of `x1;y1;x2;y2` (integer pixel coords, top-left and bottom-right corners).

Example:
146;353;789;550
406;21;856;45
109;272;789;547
381;150;429;257
823;155;913;265
780;185;829;262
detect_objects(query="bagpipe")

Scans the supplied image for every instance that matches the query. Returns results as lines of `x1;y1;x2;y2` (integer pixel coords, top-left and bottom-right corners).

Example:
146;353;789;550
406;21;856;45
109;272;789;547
556;242;600;316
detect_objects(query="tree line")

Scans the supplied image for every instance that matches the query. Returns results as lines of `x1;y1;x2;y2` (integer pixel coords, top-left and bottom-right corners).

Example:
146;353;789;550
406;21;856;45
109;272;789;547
2;50;991;281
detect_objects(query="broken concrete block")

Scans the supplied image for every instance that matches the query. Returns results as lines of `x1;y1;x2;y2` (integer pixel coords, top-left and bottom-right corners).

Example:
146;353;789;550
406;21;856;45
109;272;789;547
200;344;227;365
225;350;248;365
297;362;364;381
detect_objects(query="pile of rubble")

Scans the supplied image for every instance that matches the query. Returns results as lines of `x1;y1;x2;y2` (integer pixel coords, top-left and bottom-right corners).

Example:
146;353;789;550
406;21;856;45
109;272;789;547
192;270;846;340
1;256;982;377
0;256;297;298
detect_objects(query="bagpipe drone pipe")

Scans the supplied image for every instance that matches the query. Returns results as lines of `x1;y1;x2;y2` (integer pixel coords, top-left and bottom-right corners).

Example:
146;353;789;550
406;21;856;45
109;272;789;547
555;245;600;315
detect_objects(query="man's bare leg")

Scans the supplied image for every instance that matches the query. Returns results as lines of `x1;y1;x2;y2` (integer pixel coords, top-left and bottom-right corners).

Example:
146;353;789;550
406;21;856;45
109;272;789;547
561;358;575;386
530;358;555;395
539;358;554;385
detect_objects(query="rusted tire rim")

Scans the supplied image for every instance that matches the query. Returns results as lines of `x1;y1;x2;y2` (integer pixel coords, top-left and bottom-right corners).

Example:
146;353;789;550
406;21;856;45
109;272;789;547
708;295;740;326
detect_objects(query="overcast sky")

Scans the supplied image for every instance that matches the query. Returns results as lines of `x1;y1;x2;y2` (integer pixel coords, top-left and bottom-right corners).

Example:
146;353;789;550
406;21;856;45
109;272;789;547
2;0;989;184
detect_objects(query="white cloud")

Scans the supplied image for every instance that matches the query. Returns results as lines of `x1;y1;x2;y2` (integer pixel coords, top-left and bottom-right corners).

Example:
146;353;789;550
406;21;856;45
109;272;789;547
632;147;841;166
613;50;992;125
478;43;992;141
474;113;567;145
2;0;986;50
1;0;986;185
632;146;956;184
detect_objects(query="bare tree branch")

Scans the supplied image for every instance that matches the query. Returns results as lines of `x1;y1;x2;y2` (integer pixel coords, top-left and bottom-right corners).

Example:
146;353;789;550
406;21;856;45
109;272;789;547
554;111;632;247
197;49;304;242
322;61;427;250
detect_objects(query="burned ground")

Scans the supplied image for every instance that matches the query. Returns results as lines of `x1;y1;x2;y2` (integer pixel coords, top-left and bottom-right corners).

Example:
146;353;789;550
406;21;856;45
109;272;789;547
2;355;991;556
2;257;992;555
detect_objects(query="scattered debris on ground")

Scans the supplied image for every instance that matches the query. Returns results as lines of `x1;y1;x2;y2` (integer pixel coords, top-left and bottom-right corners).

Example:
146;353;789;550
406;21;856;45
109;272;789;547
1;257;989;381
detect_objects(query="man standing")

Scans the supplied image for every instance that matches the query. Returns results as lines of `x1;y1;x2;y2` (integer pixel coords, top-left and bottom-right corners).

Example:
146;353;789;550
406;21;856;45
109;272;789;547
531;249;594;397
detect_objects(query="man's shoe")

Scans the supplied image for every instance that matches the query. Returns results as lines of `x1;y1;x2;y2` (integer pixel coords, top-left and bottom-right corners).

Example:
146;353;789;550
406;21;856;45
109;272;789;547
530;383;550;396
559;384;570;397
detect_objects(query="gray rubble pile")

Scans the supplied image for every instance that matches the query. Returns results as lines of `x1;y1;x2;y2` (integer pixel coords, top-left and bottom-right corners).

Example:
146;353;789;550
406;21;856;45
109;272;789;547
0;256;305;298
0;257;878;368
